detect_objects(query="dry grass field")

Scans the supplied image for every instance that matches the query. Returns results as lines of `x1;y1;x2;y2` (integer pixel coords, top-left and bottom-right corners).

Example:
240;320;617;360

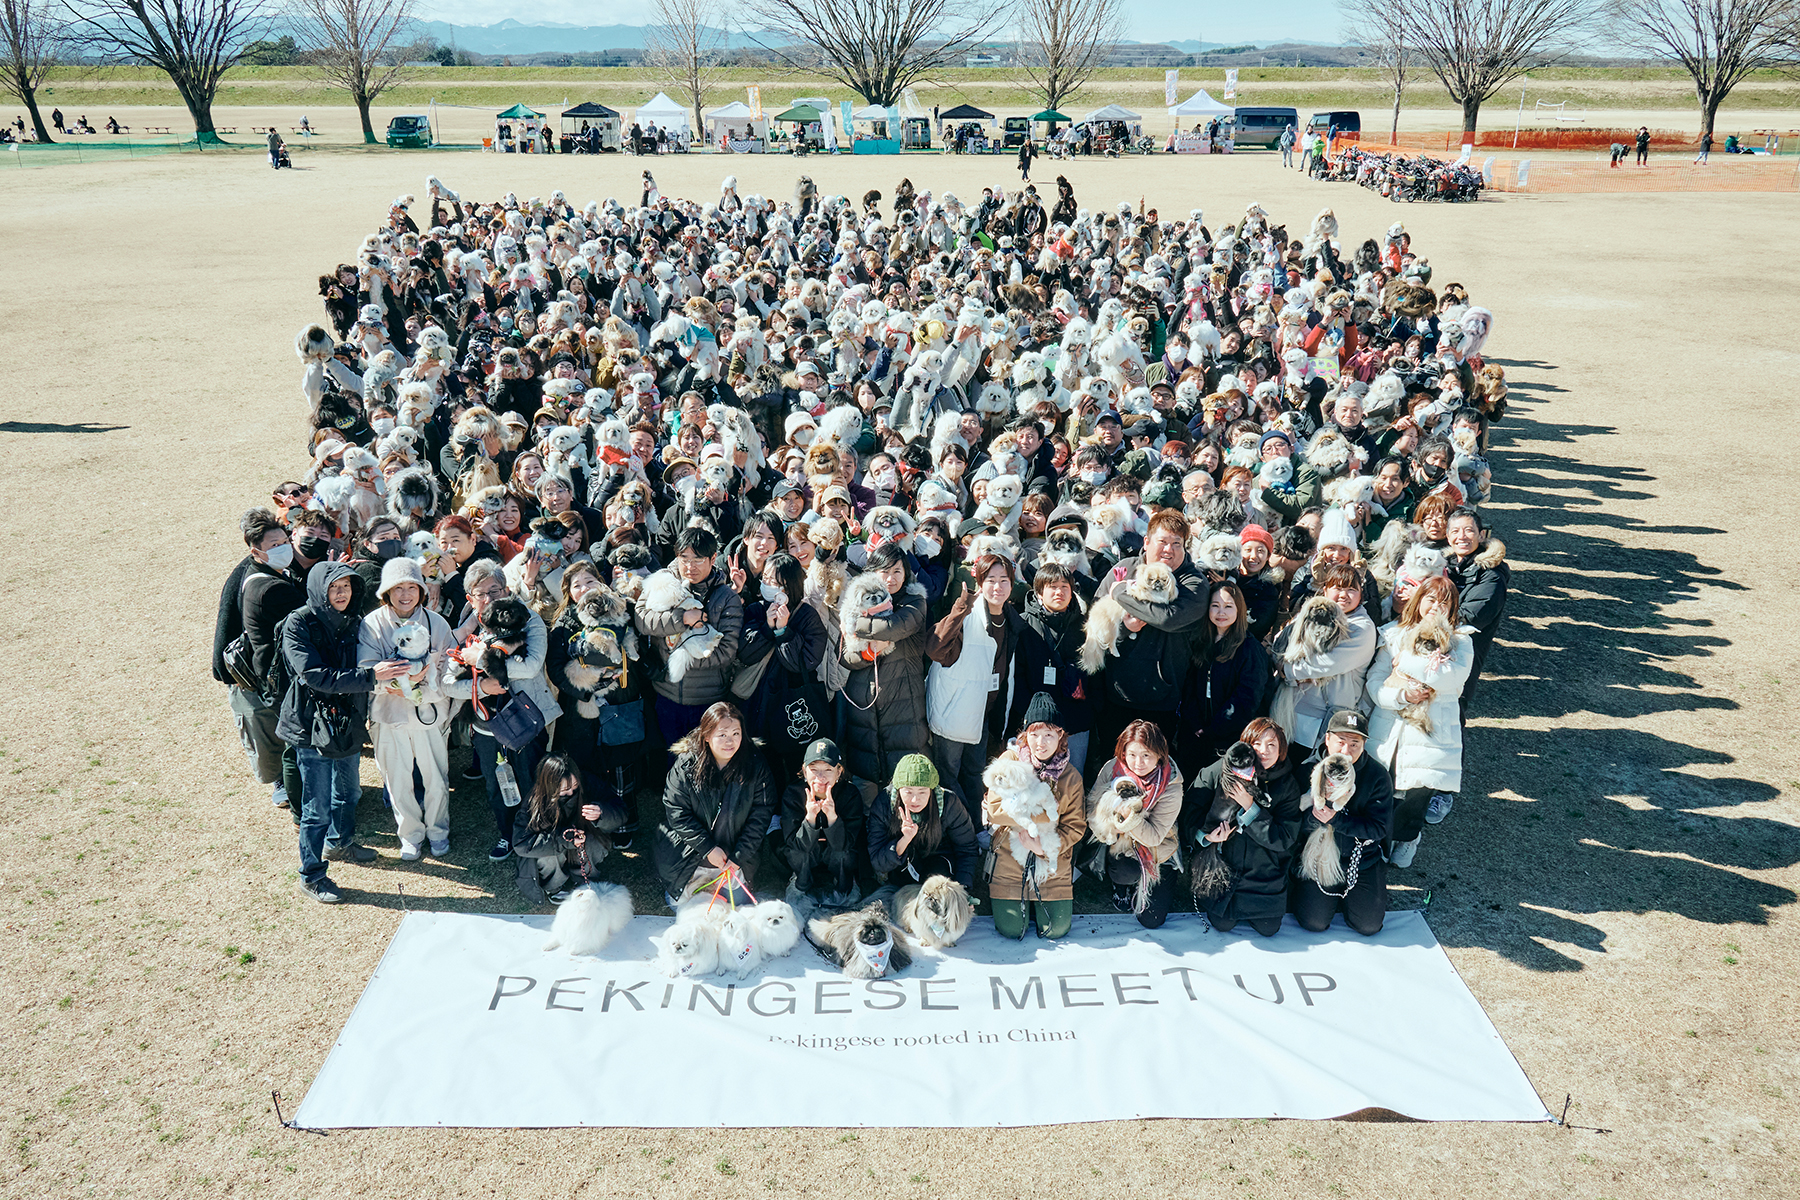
1;143;1797;1198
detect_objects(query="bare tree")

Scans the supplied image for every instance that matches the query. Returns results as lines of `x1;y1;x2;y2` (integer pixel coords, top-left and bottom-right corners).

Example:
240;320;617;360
1391;0;1595;140
643;0;729;138
1342;0;1411;144
1;0;61;142
746;0;1014;106
1608;0;1794;139
64;0;269;140
294;0;417;144
1014;0;1123;113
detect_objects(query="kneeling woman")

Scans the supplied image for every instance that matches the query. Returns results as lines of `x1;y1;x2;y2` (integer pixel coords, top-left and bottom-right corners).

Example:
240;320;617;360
1186;718;1303;936
1087;719;1186;928
983;693;1088;940
779;738;866;906
512;753;612;905
867;754;979;891
652;702;776;909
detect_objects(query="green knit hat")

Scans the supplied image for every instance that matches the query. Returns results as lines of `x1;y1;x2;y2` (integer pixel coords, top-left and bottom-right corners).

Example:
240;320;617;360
891;753;939;790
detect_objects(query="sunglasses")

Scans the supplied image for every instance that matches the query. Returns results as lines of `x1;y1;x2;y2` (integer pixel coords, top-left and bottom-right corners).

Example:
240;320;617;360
277;487;309;499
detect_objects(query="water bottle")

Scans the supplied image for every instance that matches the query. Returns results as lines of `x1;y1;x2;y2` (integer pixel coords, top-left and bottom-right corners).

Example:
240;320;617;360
496;753;522;807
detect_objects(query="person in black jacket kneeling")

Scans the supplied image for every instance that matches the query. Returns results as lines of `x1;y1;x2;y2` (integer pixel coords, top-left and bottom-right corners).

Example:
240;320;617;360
1186;718;1303;936
1291;708;1394;936
652;701;775;909
779;738;865;906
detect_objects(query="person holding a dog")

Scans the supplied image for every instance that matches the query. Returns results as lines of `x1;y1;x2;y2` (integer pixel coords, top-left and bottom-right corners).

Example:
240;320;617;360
984;693;1087;941
1290;709;1394;936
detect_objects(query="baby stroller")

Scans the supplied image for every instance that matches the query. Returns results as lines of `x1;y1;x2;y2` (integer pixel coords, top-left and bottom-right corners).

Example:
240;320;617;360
271;142;292;169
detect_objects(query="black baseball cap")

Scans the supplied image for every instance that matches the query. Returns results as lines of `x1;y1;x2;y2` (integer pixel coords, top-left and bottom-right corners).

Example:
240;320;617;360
802;738;841;767
1326;709;1370;738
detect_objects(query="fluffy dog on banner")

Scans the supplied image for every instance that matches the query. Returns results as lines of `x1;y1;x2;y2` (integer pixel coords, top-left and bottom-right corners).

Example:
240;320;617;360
638;569;722;683
1189;743;1264;903
807;902;912;979
982;757;1062;883
1080;563;1177;673
891;877;974;949
650;920;720;978
1299;754;1358;889
542;882;634;957
715;900;802;980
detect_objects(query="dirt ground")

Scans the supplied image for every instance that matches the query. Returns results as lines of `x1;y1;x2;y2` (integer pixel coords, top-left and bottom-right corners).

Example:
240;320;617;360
2;145;1797;1198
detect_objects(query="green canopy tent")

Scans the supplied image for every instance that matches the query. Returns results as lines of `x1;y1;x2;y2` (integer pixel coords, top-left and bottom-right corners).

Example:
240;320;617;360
771;104;822;123
495;103;543;120
1032;109;1071;127
493;103;545;152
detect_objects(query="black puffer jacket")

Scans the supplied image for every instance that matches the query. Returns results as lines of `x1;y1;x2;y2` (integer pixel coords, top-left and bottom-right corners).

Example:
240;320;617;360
275;562;374;755
866;785;979;889
1013;592;1093;735
779;778;866;896
1294;752;1394;874
840;583;930;784
652;742;777;891
1096;555;1210;711
1186;753;1304;922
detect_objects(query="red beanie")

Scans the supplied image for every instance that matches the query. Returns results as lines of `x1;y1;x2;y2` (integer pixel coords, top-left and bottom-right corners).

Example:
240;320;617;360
1239;523;1274;551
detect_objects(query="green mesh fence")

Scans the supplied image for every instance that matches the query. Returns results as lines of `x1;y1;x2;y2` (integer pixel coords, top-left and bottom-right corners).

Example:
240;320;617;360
1;137;251;168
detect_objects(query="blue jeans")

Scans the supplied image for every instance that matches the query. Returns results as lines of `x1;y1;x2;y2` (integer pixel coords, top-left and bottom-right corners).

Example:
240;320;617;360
473;730;544;843
296;747;362;885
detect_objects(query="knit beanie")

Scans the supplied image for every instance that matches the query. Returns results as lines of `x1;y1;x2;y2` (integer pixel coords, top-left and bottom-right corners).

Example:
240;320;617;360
1239;523;1274;552
891;753;939;790
1021;691;1063;731
1317;508;1357;552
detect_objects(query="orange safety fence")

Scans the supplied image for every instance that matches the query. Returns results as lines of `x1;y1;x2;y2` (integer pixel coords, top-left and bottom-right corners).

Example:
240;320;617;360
1335;127;1799;155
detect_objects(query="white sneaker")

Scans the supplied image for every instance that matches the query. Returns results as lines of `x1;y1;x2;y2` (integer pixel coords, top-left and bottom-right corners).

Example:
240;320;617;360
1425;793;1455;825
1388;835;1420;869
429;838;450;857
399;841;422;861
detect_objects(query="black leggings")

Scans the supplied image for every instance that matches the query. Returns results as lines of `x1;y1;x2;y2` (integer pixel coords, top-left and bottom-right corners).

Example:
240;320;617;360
1390;786;1435;845
1292;856;1386;936
1210;912;1283;937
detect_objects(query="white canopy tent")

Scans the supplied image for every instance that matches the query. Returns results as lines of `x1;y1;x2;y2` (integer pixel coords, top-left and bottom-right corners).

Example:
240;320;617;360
704;100;767;140
1168;90;1234;120
635;92;691;133
1081;103;1142;124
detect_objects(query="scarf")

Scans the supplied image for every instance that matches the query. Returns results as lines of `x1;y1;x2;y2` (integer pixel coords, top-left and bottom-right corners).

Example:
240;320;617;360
1111;756;1174;886
1011;738;1069;786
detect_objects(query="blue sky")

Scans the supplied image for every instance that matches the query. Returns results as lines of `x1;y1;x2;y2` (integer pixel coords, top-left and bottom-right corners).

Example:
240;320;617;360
411;1;1352;47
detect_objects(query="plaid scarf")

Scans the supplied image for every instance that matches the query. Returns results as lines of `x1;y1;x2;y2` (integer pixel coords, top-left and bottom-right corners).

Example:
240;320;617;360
1011;737;1069;786
1111;756;1173;877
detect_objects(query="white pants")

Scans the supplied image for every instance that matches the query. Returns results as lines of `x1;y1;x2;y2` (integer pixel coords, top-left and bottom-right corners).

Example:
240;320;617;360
371;721;450;846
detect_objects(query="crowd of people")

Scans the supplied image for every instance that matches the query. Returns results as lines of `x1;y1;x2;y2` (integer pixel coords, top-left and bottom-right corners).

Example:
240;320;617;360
213;172;1509;947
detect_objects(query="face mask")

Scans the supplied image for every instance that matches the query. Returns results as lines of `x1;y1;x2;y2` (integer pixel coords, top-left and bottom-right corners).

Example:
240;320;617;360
1168;344;1186;364
372;538;403;561
264;543;294;571
871;469;897;490
760;583;786;604
1082;469;1107;486
1418;461;1445;483
914;534;940;558
371;417;395;437
296;535;330;561
536;424;555;440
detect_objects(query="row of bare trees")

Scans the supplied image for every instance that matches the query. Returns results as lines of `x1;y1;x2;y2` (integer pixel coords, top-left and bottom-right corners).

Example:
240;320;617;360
1346;0;1799;141
4;0;1795;147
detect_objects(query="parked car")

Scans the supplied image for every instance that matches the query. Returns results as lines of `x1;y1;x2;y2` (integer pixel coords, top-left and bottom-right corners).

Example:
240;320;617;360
1231;106;1299;150
1001;116;1031;148
385;115;434;149
1307;110;1362;143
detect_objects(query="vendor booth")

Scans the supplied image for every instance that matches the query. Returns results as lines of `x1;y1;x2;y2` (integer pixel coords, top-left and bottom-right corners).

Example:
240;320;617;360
939;103;996;153
771;104;825;152
1077;103;1142;154
560;101;621;153
705;100;767;152
492;103;545;153
1166;90;1235;153
851;103;901;154
634;92;692;150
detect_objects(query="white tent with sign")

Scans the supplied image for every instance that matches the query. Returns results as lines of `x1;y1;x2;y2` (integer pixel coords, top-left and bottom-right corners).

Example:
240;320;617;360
1081;103;1141;124
1168;90;1234;119
705;100;767;142
635;92;691;133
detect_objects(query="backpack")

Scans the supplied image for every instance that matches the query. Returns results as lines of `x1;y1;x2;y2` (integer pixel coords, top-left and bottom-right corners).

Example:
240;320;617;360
263;609;301;710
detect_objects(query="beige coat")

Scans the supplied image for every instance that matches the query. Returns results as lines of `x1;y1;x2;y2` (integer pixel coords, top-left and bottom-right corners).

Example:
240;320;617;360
983;749;1088;903
1086;758;1185;868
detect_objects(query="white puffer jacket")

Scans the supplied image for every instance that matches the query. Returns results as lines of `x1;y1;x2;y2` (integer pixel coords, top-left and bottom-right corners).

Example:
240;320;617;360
1363;620;1476;793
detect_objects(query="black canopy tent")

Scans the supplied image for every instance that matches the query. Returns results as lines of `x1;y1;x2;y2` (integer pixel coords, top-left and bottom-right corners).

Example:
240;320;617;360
561;101;622;151
939;103;995;121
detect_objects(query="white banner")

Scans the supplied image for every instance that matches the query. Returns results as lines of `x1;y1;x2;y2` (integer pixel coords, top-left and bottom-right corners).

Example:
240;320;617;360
746;85;761;121
1165;69;1179;107
295;911;1547;1128
1224;69;1239;101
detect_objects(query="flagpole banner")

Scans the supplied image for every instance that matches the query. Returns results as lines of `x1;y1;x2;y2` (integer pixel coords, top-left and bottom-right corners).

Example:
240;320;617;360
1165;69;1179;106
295;911;1548;1129
1224;69;1239;101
